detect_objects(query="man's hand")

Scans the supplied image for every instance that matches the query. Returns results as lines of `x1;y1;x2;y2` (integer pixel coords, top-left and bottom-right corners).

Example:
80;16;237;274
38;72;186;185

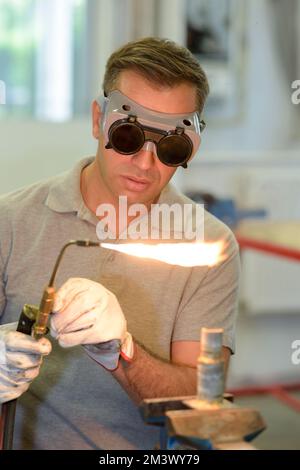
0;322;52;404
50;278;134;370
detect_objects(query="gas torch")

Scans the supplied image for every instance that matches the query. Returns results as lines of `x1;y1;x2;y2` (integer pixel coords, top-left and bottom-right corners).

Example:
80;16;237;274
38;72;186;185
0;238;224;449
0;240;100;450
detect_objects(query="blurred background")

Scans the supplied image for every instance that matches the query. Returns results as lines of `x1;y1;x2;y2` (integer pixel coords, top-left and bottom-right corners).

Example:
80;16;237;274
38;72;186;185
0;0;300;449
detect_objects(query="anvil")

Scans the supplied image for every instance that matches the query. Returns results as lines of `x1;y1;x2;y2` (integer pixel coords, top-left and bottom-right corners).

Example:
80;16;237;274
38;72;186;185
140;394;266;450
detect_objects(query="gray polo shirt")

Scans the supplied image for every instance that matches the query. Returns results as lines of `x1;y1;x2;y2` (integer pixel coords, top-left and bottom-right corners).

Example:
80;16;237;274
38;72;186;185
0;157;240;449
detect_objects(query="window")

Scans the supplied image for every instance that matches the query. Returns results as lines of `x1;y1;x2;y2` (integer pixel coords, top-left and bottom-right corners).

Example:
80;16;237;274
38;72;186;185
0;0;87;121
186;0;246;122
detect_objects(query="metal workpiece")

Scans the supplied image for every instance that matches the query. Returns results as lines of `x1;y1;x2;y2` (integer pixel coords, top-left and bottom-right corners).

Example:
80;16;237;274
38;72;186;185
200;327;223;360
140;328;266;450
197;362;225;404
197;327;225;404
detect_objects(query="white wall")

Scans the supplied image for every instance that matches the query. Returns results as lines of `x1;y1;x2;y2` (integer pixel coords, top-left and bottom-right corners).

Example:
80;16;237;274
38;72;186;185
228;312;300;388
0;118;96;194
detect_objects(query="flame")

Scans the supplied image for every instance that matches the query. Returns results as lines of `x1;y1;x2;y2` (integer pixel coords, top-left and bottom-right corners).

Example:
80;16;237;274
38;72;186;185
101;241;225;267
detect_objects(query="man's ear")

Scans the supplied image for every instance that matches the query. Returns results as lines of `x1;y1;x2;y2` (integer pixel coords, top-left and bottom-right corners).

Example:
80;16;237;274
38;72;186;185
92;100;102;139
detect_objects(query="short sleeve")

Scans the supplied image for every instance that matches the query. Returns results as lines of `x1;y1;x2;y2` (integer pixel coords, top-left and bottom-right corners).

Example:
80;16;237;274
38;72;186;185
172;234;240;354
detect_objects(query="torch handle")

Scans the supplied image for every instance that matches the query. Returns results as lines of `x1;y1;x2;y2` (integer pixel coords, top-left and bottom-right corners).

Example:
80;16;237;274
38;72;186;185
0;400;17;450
0;305;38;450
16;306;37;335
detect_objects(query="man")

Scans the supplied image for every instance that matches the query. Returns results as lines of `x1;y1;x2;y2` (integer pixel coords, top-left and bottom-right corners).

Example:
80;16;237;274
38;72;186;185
0;37;240;449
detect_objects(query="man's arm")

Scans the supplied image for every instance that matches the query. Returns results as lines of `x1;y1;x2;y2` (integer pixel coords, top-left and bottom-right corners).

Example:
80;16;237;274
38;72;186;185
111;341;197;404
171;341;231;376
50;280;200;403
112;341;230;404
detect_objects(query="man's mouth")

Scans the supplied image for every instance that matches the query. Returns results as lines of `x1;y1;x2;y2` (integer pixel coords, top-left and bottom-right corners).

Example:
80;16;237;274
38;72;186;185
121;175;152;191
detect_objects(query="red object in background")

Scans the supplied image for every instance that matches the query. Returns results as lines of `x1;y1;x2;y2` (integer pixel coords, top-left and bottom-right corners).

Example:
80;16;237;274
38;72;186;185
235;225;300;413
228;383;300;413
237;236;300;262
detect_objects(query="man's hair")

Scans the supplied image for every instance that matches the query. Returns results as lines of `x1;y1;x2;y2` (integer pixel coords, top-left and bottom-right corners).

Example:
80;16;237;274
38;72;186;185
103;37;209;113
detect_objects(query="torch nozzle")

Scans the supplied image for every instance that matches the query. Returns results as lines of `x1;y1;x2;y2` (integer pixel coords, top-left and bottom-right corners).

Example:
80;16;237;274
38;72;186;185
75;240;100;247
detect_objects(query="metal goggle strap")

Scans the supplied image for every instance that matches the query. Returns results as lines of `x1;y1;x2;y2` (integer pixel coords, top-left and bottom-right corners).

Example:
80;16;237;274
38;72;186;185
98;90;205;168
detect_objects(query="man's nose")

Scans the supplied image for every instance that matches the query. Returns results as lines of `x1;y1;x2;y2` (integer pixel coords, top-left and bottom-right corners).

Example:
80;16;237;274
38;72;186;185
131;141;156;170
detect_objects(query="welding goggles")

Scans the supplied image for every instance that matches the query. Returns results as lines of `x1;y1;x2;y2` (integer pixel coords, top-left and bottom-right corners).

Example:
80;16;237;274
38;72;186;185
98;90;205;168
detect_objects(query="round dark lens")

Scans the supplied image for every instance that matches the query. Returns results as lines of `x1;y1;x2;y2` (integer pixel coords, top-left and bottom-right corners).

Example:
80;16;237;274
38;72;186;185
157;135;192;166
110;123;144;154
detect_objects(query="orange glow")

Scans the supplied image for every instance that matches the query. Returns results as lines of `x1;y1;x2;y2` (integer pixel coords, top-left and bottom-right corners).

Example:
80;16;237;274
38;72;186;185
101;241;225;267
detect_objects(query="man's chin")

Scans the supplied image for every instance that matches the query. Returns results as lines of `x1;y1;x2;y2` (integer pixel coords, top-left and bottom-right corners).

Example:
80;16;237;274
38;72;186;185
122;191;155;206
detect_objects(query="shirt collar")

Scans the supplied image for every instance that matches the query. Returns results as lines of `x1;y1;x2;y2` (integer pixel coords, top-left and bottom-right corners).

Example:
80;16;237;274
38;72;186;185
157;183;182;205
45;156;98;224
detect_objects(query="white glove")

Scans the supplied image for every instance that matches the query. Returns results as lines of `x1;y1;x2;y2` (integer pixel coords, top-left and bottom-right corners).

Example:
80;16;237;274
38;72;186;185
0;322;52;404
50;278;134;370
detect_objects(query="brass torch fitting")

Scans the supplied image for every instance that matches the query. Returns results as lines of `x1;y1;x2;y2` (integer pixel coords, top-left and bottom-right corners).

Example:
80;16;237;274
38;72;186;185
32;286;55;339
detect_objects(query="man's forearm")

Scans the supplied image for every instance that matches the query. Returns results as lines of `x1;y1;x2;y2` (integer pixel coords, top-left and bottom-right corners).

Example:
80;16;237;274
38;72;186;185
111;342;197;405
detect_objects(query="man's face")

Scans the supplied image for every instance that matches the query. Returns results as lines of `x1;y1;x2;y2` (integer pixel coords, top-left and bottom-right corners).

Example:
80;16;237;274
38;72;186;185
92;70;198;207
